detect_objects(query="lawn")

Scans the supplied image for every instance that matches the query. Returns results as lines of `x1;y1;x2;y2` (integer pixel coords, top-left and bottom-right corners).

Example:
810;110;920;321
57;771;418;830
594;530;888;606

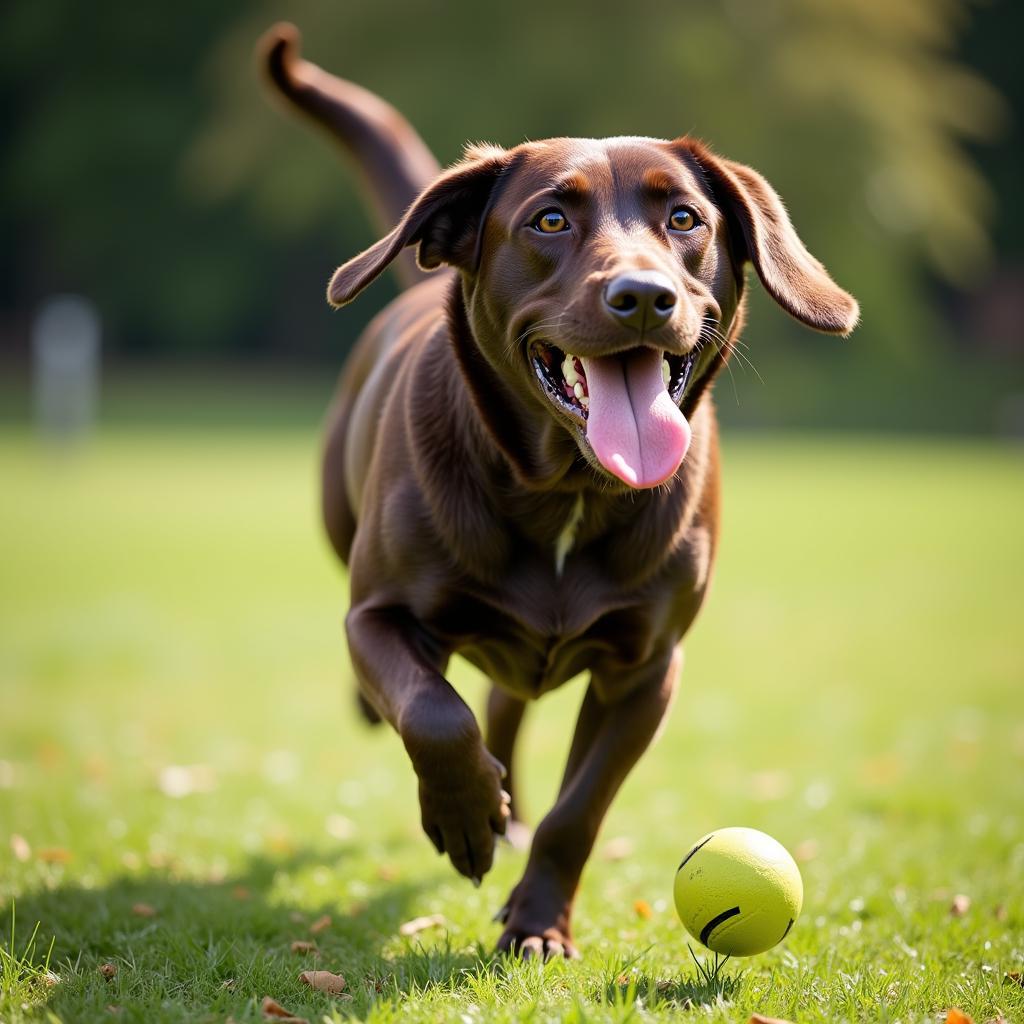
1;425;1022;1023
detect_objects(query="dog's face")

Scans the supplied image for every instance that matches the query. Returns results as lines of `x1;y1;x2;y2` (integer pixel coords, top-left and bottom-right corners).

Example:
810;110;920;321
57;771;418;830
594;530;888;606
329;136;858;489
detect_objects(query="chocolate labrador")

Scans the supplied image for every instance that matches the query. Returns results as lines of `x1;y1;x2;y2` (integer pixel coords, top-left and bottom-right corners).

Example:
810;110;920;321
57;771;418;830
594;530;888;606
262;24;858;959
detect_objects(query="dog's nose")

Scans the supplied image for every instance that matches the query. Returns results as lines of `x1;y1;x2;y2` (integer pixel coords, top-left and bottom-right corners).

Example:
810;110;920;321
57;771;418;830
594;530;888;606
603;271;677;331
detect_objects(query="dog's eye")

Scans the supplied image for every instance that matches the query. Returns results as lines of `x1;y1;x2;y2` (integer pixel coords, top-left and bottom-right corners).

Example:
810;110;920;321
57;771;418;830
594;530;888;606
533;210;570;234
668;207;699;232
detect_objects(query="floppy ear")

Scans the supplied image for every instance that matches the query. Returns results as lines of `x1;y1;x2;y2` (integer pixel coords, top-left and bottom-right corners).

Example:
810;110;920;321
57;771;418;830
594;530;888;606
681;139;859;336
327;145;510;307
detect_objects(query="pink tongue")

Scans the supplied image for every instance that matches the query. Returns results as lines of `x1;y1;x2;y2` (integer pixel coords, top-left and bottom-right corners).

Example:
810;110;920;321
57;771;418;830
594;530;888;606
582;349;691;488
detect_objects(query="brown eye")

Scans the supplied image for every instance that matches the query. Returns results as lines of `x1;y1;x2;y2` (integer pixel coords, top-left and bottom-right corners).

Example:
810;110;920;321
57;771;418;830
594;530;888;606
533;209;570;233
669;207;698;232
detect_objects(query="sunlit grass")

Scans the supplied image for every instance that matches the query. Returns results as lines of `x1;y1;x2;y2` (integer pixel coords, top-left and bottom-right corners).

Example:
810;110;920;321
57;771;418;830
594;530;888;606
1;427;1022;1023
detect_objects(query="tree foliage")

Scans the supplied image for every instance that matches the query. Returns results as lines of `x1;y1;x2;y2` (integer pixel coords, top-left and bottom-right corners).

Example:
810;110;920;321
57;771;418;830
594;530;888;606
1;0;1009;360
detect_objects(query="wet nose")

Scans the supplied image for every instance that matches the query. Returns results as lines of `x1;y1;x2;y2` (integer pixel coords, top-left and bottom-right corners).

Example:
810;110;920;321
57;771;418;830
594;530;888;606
603;270;677;331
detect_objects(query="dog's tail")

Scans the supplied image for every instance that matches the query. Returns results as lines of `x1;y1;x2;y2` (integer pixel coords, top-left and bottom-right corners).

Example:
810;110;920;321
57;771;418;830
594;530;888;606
260;23;441;290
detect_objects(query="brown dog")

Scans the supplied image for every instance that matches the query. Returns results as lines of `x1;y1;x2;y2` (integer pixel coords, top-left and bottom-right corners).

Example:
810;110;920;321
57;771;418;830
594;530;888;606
262;24;857;959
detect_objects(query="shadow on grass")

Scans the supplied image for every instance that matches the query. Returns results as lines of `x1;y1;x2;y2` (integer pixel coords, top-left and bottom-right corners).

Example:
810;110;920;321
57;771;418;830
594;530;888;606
602;958;745;1012
7;846;493;1021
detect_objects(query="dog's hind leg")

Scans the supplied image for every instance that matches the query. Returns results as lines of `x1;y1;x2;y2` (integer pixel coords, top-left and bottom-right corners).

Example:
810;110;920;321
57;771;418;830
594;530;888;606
485;686;530;846
495;646;682;958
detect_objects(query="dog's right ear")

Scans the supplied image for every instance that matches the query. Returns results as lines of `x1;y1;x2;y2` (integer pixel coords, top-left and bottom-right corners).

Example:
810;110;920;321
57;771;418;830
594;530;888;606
328;146;510;307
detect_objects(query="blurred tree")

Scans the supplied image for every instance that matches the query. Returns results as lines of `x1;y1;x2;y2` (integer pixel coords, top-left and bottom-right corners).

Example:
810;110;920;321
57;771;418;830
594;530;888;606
0;0;1010;366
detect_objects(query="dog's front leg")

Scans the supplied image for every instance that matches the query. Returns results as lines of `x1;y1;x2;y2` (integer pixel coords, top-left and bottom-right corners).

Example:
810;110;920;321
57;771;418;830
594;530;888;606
345;603;511;882
496;645;682;959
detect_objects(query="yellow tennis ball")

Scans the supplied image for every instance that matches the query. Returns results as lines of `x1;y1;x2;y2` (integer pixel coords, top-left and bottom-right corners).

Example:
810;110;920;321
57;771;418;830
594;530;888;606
673;827;803;956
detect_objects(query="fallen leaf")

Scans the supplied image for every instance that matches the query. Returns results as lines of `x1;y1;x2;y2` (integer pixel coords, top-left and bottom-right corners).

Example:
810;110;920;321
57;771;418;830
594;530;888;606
748;1016;796;1024
633;899;653;920
299;970;347;995
398;913;446;936
10;834;31;862
131;902;157;918
265;829;294;855
98;963;117;979
157;764;216;798
1005;971;1023;987
945;1010;974;1024
261;996;307;1023
325;814;355;840
794;839;819;863
602;836;634;861
37;847;72;864
751;770;791;801
231;886;251;901
290;940;317;955
309;914;332;935
221;979;236;991
950;894;971;917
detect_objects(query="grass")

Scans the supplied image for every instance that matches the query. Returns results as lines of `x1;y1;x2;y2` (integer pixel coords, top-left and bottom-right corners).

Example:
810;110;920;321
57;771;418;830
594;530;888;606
1;422;1022;1023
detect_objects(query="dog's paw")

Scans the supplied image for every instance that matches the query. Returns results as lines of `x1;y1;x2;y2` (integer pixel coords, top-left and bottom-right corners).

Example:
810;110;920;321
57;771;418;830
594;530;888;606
416;747;510;881
496;923;579;961
494;878;578;959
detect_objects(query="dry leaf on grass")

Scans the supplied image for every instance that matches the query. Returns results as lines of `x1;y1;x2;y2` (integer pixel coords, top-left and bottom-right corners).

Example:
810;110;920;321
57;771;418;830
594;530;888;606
157;764;216;798
1005;971;1023;987
794;838;819;863
299;970;347;995
37;847;72;864
131;902;157;918
309;914;332;935
10;834;31;862
748;1016;796;1024
98;963;117;979
633;899;653;920
950;894;971;917
398;913;446;937
601;836;634;861
945;1010;974;1024
221;979;235;991
260;996;307;1023
290;940;318;955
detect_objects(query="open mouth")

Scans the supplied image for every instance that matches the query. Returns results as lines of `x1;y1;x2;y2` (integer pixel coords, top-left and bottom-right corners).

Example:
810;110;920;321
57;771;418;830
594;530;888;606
530;341;696;421
528;339;697;489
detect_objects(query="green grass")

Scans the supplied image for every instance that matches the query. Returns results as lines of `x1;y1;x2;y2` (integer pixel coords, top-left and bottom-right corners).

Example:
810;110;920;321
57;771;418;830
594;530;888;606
1;425;1022;1023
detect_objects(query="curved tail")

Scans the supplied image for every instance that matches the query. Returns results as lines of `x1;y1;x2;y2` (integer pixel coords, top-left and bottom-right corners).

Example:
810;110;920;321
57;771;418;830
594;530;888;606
259;23;442;290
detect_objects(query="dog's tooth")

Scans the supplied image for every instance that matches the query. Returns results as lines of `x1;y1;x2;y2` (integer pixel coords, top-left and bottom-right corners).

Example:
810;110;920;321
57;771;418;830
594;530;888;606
662;359;671;386
573;382;585;400
562;355;579;387
579;394;589;409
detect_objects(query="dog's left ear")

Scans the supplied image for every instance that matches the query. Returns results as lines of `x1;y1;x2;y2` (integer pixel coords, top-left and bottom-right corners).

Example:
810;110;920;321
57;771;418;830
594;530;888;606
328;145;511;307
679;140;859;336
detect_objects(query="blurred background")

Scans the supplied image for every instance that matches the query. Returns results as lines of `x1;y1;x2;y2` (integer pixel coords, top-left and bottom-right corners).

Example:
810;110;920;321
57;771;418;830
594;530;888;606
1;0;1021;433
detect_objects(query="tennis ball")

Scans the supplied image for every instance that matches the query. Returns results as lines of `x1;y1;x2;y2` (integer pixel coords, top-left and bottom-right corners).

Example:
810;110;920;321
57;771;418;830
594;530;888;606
673;827;803;956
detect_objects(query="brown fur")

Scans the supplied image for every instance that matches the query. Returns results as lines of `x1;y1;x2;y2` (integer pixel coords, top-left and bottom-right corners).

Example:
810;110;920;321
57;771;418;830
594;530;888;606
261;23;857;959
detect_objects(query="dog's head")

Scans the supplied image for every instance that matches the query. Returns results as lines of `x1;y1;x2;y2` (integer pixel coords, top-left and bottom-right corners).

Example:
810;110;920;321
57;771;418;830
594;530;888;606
328;137;858;490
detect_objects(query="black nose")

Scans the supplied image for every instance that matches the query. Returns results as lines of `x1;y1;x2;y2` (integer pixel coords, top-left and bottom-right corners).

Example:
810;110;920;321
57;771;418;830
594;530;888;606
603;271;677;331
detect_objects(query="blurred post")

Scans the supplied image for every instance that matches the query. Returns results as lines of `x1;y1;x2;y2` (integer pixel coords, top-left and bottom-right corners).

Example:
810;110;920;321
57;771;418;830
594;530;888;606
32;295;101;443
